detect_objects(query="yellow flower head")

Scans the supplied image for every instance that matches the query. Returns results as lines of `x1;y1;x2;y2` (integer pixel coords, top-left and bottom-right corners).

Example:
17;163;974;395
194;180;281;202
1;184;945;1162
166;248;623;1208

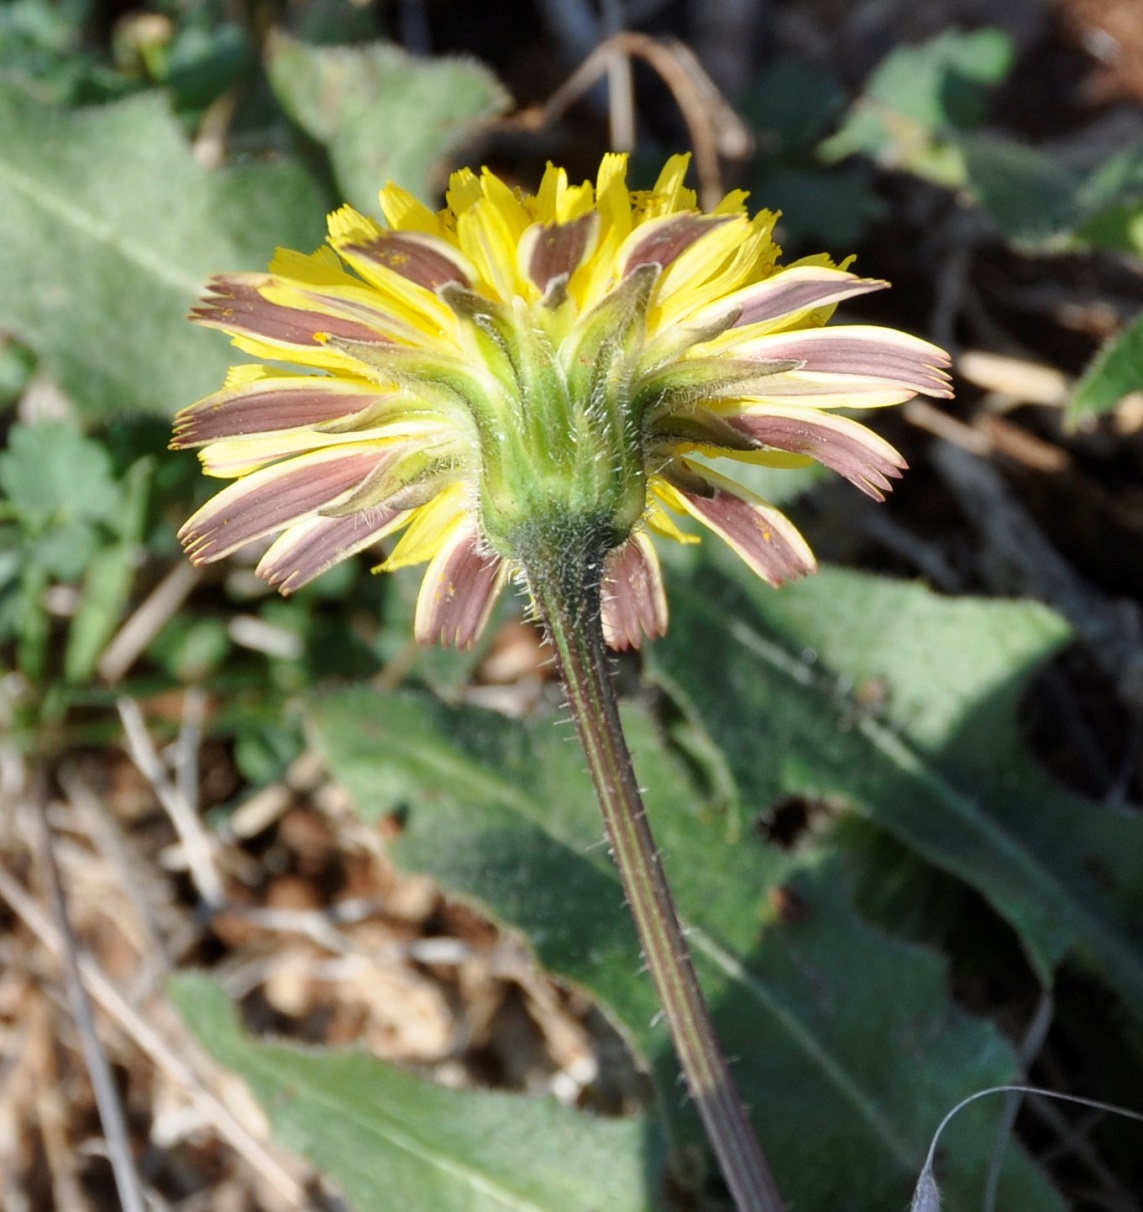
173;154;951;647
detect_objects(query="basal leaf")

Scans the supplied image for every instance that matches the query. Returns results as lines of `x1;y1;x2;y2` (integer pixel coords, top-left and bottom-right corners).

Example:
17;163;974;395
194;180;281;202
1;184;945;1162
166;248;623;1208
1067;310;1143;425
266;33;510;215
309;686;1064;1211
170;973;656;1212
0;84;325;417
651;553;1143;1016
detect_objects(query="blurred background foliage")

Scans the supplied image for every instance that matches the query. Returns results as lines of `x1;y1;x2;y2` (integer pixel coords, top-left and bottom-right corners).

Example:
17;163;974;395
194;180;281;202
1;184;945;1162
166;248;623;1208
3;1;1143;1210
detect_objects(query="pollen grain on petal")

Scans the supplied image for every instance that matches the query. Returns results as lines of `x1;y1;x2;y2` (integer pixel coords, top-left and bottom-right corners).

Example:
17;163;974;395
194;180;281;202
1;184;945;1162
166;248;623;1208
414;525;508;648
655;465;817;587
340;231;475;293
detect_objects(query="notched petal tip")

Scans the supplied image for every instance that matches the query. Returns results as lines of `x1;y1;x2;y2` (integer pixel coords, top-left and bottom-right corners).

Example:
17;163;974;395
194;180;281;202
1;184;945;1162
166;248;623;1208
171;378;383;448
414;527;507;648
659;464;817;587
257;511;405;594
724;407;908;500
176;448;382;565
720;266;889;333
601;533;668;650
189;275;383;353
733;325;955;405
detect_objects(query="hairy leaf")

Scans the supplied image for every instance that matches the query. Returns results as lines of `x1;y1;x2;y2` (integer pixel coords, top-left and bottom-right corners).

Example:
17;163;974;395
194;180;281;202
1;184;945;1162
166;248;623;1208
267;33;510;216
170;973;658;1212
652;554;1143;1014
310;681;1064;1211
0;84;325;417
820;27;1014;185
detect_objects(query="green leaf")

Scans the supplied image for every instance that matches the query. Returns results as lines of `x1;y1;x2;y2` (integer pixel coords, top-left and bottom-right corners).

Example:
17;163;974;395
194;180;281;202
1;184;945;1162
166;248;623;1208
863;28;1014;130
165;23;251;112
169;972;658;1212
651;553;1143;1017
0;84;326;417
33;520;100;580
0;336;35;411
952;134;1143;247
0;422;120;528
958;133;1085;240
742;57;846;154
820;28;1014;179
309;687;1064;1211
266;33;510;215
1067;310;1143;424
1072;197;1143;255
0;0;137;105
64;455;152;684
146;614;231;682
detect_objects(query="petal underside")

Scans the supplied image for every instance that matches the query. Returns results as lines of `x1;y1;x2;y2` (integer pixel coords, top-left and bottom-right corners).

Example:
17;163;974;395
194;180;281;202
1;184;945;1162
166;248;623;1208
257;510;408;594
654;463;817;586
689;265;889;337
190;276;383;370
179;446;385;563
601;532;668;650
722;325;953;405
172;370;385;447
414;524;508;647
716;406;907;499
519;213;601;303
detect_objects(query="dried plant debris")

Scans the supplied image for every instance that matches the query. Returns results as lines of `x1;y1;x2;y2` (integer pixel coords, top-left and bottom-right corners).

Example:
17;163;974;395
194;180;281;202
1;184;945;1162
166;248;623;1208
0;725;644;1211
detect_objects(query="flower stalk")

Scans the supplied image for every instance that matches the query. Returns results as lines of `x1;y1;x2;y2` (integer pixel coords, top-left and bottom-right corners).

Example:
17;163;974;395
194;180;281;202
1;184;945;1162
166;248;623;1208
173;152;953;1212
523;526;784;1212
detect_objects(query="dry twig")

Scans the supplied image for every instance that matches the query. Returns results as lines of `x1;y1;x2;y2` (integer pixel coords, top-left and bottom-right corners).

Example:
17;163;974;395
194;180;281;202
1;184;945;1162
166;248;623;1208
0;861;308;1206
30;766;148;1212
117;696;225;910
506;31;752;207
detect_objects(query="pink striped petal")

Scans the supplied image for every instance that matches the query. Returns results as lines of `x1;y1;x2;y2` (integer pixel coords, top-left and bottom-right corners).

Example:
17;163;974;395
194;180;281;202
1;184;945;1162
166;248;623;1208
734;325;953;401
178;447;382;563
519;213;600;299
601;533;668;650
256;511;406;593
414;525;508;648
340;231;473;291
172;374;384;447
663;463;817;586
723;407;906;500
720;266;888;331
190;276;385;351
621;214;731;277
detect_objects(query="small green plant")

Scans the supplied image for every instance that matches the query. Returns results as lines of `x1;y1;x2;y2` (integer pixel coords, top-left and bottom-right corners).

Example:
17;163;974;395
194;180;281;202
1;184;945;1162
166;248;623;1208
0;420;150;689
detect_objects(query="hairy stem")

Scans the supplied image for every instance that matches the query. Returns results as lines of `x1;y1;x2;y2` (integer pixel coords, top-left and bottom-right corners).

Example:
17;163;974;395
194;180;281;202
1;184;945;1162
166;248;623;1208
527;550;784;1212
